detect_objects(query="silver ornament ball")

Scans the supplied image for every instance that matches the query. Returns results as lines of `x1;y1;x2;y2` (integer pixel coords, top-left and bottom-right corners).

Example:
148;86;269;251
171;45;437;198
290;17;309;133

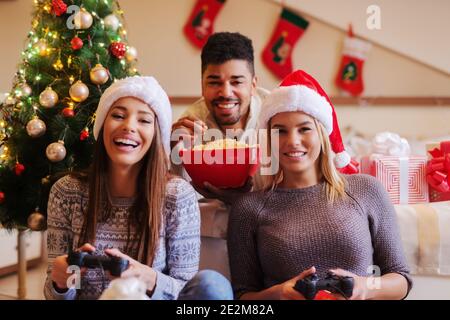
69;81;89;102
125;46;138;62
104;14;120;31
46;140;66;162
20;83;32;97
26;117;46;138
39;87;59;108
27;212;46;231
90;64;109;85
74;9;93;29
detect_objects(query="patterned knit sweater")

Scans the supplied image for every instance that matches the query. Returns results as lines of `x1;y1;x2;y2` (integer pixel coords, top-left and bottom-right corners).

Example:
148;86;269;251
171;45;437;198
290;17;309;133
228;174;413;299
44;175;200;300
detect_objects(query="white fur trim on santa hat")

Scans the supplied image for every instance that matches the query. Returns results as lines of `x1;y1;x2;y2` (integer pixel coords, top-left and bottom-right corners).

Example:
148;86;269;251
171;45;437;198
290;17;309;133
334;150;351;169
258;85;334;134
94;76;172;156
343;37;372;61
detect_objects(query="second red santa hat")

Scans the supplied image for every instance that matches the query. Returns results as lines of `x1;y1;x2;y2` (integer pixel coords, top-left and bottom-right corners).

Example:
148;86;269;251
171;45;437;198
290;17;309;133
259;69;357;173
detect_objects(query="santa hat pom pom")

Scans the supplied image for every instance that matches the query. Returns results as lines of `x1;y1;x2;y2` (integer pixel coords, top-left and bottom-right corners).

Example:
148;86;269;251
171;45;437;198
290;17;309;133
334;150;351;169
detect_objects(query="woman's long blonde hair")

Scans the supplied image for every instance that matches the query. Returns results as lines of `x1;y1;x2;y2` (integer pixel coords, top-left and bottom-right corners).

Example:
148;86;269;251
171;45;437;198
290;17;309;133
263;117;346;202
76;118;168;265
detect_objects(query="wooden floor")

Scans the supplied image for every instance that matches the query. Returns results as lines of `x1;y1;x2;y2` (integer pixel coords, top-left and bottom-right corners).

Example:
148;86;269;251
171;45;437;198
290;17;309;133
0;262;47;300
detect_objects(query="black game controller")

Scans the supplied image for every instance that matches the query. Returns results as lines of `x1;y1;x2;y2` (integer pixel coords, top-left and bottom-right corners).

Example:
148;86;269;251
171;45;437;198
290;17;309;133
294;272;354;300
67;251;129;277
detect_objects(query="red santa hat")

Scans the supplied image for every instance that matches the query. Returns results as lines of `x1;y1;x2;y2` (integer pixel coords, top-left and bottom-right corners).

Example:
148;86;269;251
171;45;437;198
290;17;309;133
94;76;172;157
259;69;357;173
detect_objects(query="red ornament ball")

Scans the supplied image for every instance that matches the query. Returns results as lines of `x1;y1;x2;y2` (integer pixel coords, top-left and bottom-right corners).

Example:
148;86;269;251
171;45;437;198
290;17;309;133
15;163;25;176
62;107;75;117
71;37;83;50
80;128;90;141
0;192;5;204
109;42;126;59
52;0;67;17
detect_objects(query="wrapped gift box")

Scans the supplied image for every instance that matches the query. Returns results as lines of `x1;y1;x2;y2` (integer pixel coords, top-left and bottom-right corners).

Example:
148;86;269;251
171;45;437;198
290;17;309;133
360;155;429;204
426;141;450;202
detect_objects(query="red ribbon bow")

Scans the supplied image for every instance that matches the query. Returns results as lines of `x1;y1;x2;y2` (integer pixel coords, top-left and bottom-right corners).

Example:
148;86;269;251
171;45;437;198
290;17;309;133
427;142;450;193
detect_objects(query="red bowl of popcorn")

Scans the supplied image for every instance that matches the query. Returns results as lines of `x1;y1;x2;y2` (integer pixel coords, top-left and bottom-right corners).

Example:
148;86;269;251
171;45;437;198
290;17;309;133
180;139;260;189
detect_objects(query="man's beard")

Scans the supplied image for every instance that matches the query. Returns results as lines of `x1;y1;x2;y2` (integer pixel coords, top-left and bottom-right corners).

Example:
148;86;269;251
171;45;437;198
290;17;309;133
211;98;242;126
213;109;241;126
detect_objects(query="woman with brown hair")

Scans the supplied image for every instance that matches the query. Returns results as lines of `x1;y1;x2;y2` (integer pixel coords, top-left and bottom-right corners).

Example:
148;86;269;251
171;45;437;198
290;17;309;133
44;76;232;300
228;70;412;300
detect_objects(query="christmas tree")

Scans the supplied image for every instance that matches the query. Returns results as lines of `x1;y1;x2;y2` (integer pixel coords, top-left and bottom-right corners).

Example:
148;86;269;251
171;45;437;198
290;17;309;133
0;0;139;230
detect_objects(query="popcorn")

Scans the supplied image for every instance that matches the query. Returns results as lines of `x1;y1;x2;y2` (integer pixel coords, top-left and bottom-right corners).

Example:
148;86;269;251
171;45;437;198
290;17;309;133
192;138;248;151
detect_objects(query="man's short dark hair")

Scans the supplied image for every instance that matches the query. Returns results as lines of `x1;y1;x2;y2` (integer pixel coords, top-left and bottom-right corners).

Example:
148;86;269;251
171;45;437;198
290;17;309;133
201;32;255;76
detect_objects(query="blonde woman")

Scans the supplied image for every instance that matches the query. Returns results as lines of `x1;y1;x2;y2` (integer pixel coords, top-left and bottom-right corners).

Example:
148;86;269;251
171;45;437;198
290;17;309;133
228;70;412;300
44;76;232;300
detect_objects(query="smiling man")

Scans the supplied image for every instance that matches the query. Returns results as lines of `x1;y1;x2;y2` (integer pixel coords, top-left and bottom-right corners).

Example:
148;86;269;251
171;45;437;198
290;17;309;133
173;32;268;145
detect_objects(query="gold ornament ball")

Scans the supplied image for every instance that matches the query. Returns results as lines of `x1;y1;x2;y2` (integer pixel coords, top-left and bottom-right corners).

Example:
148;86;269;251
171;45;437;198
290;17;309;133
74;9;93;29
46;140;66;162
20;83;32;97
26;117;46;138
104;14;120;31
39;87;59;108
35;39;49;56
27;212;46;231
69;81;89;102
125;46;138;62
90;64;109;85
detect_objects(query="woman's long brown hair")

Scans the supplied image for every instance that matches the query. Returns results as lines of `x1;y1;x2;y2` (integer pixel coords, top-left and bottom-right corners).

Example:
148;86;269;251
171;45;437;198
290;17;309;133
77;118;168;265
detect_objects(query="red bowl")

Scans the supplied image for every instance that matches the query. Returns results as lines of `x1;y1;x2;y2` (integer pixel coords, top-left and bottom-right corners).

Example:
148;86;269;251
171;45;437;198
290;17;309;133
180;146;260;188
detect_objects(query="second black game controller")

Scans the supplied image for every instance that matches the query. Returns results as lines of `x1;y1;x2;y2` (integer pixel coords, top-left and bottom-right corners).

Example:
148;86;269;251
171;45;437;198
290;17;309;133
294;272;354;300
67;251;129;277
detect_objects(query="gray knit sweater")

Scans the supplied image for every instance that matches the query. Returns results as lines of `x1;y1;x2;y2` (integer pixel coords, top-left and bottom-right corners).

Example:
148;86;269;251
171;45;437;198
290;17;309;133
44;175;200;300
228;174;412;299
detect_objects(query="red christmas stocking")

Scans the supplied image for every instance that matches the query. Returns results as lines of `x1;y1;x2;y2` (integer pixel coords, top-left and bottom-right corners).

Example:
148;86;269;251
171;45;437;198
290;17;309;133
262;8;309;79
335;30;371;96
183;0;227;49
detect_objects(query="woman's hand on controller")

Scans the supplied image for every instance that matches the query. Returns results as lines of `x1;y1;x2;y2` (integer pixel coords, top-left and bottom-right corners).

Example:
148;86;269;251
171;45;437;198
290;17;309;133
51;243;96;291
278;266;316;300
105;248;157;294
329;268;371;300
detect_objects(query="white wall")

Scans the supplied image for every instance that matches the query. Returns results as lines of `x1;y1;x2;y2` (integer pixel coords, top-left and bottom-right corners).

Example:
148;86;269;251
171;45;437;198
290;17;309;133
118;0;450;97
275;0;450;75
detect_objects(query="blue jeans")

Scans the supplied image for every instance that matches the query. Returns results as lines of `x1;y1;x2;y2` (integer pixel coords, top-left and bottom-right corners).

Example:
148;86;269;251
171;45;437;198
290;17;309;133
178;270;233;300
